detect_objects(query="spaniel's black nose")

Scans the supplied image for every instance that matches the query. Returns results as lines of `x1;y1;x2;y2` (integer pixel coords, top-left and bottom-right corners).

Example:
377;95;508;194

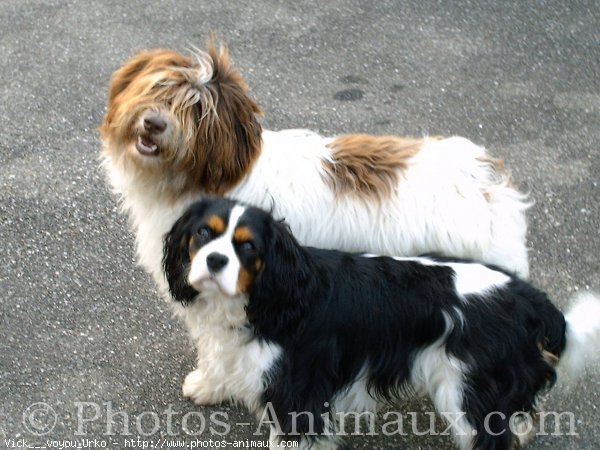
207;253;229;273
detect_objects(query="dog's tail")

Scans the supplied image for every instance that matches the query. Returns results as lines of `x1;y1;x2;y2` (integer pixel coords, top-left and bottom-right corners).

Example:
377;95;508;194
560;291;600;376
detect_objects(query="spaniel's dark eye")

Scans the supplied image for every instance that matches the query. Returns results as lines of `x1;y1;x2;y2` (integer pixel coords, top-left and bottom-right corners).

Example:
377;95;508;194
197;226;212;245
238;241;255;253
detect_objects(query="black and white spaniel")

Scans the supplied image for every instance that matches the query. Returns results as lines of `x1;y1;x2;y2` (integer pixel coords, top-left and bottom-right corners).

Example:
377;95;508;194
163;198;600;450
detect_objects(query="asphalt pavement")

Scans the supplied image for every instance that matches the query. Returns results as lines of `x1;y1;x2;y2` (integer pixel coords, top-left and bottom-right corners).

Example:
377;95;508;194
1;1;599;449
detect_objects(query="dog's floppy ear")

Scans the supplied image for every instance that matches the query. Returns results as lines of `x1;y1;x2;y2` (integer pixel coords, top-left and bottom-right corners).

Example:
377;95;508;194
197;40;263;195
257;219;309;297
101;50;159;137
107;51;154;105
163;201;211;303
247;216;315;336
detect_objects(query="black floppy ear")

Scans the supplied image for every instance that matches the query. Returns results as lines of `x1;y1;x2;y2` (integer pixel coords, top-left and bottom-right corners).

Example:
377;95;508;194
255;219;309;299
163;201;210;303
247;217;315;337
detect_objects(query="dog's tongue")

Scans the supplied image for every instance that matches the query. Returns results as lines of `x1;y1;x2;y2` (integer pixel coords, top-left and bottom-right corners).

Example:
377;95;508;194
136;136;159;156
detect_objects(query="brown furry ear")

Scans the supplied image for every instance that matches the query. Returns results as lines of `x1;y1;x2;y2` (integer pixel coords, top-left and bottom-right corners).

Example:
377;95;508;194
107;51;155;105
102;50;168;138
196;41;263;195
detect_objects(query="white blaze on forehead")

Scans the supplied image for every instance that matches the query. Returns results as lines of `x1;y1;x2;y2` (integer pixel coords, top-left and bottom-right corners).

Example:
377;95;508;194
188;205;247;296
222;205;247;236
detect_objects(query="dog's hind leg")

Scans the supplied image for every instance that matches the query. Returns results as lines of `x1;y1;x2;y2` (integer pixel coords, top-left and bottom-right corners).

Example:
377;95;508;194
412;348;477;449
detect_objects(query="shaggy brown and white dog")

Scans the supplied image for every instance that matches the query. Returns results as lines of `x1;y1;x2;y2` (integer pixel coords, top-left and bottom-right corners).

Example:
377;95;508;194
100;41;530;311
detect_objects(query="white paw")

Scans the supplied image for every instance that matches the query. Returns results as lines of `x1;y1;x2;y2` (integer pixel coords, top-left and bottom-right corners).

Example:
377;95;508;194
182;369;222;406
512;412;537;448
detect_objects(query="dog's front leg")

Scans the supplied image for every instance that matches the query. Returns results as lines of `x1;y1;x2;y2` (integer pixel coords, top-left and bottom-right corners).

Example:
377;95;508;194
184;327;280;408
181;326;240;406
182;367;229;406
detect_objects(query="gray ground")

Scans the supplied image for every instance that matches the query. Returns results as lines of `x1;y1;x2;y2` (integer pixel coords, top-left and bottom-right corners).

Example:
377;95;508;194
1;1;599;449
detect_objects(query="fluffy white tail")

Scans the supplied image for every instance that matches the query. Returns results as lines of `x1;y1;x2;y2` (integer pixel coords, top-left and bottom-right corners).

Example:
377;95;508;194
561;292;600;375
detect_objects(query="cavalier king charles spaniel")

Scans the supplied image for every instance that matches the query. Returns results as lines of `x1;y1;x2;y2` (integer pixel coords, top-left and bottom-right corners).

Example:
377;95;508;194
100;40;530;313
163;198;600;450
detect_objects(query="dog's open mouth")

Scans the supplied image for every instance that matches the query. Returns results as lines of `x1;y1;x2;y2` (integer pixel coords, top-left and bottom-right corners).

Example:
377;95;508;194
135;135;159;156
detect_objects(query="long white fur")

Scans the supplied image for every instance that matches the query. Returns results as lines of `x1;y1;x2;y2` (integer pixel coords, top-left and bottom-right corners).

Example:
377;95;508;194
409;312;476;450
235;132;530;277
178;284;282;412
561;292;600;375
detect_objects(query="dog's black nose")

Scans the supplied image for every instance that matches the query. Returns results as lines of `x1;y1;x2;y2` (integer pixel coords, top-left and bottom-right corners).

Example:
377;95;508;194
207;253;229;273
143;115;167;134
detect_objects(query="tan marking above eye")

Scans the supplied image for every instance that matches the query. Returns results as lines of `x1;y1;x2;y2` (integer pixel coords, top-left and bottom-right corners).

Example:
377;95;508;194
207;215;226;234
234;226;254;242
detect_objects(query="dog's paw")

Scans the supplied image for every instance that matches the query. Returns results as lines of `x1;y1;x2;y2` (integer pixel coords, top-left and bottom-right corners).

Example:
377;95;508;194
511;412;537;449
182;369;222;405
